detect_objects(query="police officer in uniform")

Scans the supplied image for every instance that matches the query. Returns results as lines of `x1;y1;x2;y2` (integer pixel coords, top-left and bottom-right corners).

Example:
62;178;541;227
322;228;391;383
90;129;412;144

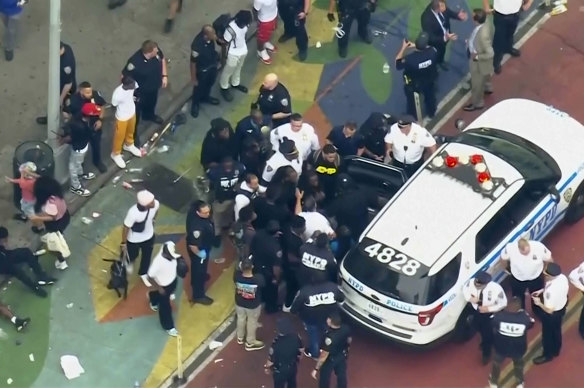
485;0;533;74
462;271;507;364
311;311;351;388
568;259;584;339
277;0;310;61
122;40;167;145
395;32;438;120
329;0;375;58
265;317;304;388
257;73;292;128
358;112;394;162
282;216;306;312
384;115;437;178
531;262;569;365
36;42;77;125
66;81;108;173
190;25;220;118
499;237;553;311
489;297;534;388
298;233;337;288
291;275;344;359
186;201;215;305
262;138;303;185
250;220;283;313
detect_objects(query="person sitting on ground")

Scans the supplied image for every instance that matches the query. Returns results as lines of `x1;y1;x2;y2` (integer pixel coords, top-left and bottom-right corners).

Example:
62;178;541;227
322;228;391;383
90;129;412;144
0;301;30;332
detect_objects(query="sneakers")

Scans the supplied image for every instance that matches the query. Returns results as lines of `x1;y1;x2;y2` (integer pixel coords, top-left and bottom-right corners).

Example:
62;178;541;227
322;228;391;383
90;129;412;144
123;144;142;157
70;186;91;197
257;50;272;65
282;304;291;313
5;49;14;61
304;350;318;359
111;153;126;169
192;296;214;305
37;275;57;286
81;172;96;180
264;42;277;53
55;260;69;270
236;337;244;345
14;317;31;332
167;328;179;337
245;340;265;351
149;303;159;312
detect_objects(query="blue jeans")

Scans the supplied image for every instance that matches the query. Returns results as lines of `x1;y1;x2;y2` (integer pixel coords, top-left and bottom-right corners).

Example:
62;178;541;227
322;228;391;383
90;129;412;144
305;322;326;358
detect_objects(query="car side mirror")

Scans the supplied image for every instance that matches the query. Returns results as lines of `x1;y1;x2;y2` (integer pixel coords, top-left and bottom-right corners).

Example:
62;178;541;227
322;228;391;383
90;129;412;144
549;186;560;203
454;119;466;131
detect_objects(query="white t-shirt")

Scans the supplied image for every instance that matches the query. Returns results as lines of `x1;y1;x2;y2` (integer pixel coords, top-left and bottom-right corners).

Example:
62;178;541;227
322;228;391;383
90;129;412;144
111;83;138;121
253;0;278;22
270;123;320;161
543;274;569;311
147;245;177;287
384;123;436;164
124;200;160;243
569;261;584;292
225;21;248;56
500;241;552;282
299;211;335;240
262;151;302;183
493;0;523;14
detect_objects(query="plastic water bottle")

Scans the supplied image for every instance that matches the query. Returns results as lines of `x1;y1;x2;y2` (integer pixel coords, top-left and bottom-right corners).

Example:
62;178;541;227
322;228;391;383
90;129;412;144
134;381;141;388
382;62;390;74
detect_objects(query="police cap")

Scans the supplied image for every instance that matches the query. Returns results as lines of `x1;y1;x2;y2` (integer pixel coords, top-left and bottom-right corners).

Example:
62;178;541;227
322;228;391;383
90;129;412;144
474;271;492;285
544;262;561;277
415;32;430;50
397;114;416;127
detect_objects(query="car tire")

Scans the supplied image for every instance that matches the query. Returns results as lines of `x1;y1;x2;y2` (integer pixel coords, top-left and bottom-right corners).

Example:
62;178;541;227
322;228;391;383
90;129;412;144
452;305;476;343
565;182;584;225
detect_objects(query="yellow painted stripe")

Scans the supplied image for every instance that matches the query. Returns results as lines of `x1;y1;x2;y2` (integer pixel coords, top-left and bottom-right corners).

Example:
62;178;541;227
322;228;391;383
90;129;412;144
143;264;236;388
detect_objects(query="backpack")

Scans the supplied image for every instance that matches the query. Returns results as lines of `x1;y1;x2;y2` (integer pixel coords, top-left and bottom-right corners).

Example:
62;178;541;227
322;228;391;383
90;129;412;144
213;13;237;48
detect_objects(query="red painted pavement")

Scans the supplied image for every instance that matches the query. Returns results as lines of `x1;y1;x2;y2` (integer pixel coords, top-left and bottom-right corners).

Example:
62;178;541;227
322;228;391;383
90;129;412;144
189;7;584;388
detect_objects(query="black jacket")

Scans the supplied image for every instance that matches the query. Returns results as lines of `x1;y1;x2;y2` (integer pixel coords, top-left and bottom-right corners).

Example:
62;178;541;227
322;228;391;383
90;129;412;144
200;128;238;169
420;4;460;48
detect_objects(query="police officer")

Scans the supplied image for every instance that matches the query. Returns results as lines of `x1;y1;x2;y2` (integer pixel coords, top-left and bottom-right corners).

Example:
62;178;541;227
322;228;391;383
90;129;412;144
531;262;569;365
291;275;344;359
250;220;283;313
489;297;534;388
358;112;394;162
36;41;77;125
395;32;439;120
264;317;304;388
66;81;108;173
568;259;584;339
190;25;220;118
277;0;310;61
499;237;553;311
231;205;257;262
329;0;375;58
282;215;306;312
257;73;292;128
308;144;341;203
311;311;351;388
326;121;364;157
384;115;437;178
298;233;337;288
462;271;507;364
186;200;215;305
485;0;533;74
262;138;302;185
122;40;167;145
234;174;260;221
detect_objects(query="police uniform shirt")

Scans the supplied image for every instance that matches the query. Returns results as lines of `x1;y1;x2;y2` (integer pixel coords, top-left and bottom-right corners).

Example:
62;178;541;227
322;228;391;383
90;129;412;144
60;43;77;93
568;261;584;292
291;282;344;324
542;274;569;312
326;126;365;157
321;324;351;359
190;32;219;71
257;83;292;128
186;213;214;252
501;241;552;282
67;91;107;117
298;241;336;284
396;47;438;86
271;123;320;161
384;122;436;164
262;151;302;183
207;162;245;202
269;334;303;369
122;48;165;92
462;279;508;313
492;309;534;358
493;0;523;14
298;211;335;241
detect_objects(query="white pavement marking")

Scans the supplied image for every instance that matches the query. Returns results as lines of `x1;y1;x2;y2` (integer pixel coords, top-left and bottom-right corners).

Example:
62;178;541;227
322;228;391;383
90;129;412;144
429;12;552;134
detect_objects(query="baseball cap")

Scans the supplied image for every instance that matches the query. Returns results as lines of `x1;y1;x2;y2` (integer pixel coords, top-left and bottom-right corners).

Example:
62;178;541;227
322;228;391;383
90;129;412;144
397;114;415;127
81;103;102;117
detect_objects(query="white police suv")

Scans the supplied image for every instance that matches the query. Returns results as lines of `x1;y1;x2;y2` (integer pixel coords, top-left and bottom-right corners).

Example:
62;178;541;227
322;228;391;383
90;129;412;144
339;99;584;346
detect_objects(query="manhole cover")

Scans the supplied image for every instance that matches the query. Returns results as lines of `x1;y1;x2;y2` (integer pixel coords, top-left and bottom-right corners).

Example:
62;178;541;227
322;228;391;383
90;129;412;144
142;163;196;213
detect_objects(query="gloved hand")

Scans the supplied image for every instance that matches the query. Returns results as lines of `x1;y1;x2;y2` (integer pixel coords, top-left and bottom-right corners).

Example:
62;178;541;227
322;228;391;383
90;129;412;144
199;249;207;260
327;12;335;22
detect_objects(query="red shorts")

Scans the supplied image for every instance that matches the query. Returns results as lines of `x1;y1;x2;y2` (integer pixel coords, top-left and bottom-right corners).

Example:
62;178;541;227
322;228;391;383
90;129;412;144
257;17;277;44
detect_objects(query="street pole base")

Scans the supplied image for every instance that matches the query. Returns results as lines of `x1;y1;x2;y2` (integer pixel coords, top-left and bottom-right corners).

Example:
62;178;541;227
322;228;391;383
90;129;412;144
172;375;186;385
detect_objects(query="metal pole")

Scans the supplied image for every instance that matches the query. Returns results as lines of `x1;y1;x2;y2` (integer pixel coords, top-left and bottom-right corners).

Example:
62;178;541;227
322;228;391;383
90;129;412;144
47;0;61;145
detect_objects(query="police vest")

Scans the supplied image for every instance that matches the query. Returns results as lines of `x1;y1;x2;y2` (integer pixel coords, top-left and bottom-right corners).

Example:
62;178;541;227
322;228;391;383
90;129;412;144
235;186;257;200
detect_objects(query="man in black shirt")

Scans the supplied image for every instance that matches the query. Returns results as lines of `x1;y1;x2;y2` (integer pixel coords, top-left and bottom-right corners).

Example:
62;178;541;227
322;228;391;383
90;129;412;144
190;25;220;118
265;317;304;388
312;311;351;388
234;257;265;351
282;216;306;311
231;205;257;263
326;121;364;157
250;220;283;314
186;201;215;305
252;185;291;230
257;73;292;128
489;297;534;388
235;103;271;174
308;144;341;205
298;233;337;287
200;118;238;170
358;112;393;161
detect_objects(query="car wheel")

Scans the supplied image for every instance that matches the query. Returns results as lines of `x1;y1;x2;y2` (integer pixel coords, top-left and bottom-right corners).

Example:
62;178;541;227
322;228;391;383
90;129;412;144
452;305;476;343
565;182;584;225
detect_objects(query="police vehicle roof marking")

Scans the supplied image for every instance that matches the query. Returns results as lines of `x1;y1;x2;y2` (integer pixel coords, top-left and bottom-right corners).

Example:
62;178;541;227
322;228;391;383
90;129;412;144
367;143;522;267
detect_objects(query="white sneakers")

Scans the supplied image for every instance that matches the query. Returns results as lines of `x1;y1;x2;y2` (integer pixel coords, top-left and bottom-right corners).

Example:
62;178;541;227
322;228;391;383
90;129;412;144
257;49;272;65
167;328;179;337
264;42;277;52
54;260;69;270
112;144;142;169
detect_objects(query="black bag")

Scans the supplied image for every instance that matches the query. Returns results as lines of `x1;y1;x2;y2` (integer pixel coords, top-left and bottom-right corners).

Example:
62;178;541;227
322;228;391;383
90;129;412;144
176;257;189;278
131;209;150;233
213;13;236;47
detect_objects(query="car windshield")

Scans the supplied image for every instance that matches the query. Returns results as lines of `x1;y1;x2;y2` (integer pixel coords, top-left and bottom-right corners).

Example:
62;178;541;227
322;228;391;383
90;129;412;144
342;239;432;305
453;128;561;182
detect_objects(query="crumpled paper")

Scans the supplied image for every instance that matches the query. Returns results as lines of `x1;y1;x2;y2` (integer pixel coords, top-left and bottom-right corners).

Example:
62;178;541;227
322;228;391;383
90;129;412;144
60;355;85;380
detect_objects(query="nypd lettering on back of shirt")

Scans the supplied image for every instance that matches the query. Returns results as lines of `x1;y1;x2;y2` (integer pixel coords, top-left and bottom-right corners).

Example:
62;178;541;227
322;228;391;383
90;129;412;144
306;292;336;307
302;252;327;271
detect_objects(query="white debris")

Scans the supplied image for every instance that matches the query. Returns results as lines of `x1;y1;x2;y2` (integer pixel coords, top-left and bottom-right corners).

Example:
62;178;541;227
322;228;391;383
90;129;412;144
66;303;74;309
315;41;321;48
209;340;223;350
214;358;223;363
81;217;93;225
213;257;226;264
60;355;85;380
6;378;13;385
92;212;101;218
156;145;169;153
0;328;7;339
29;353;35;362
101;269;108;273
170;294;176;301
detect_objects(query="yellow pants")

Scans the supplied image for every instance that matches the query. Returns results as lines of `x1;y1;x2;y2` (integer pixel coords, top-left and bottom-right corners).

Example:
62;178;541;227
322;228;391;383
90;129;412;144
112;114;136;155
